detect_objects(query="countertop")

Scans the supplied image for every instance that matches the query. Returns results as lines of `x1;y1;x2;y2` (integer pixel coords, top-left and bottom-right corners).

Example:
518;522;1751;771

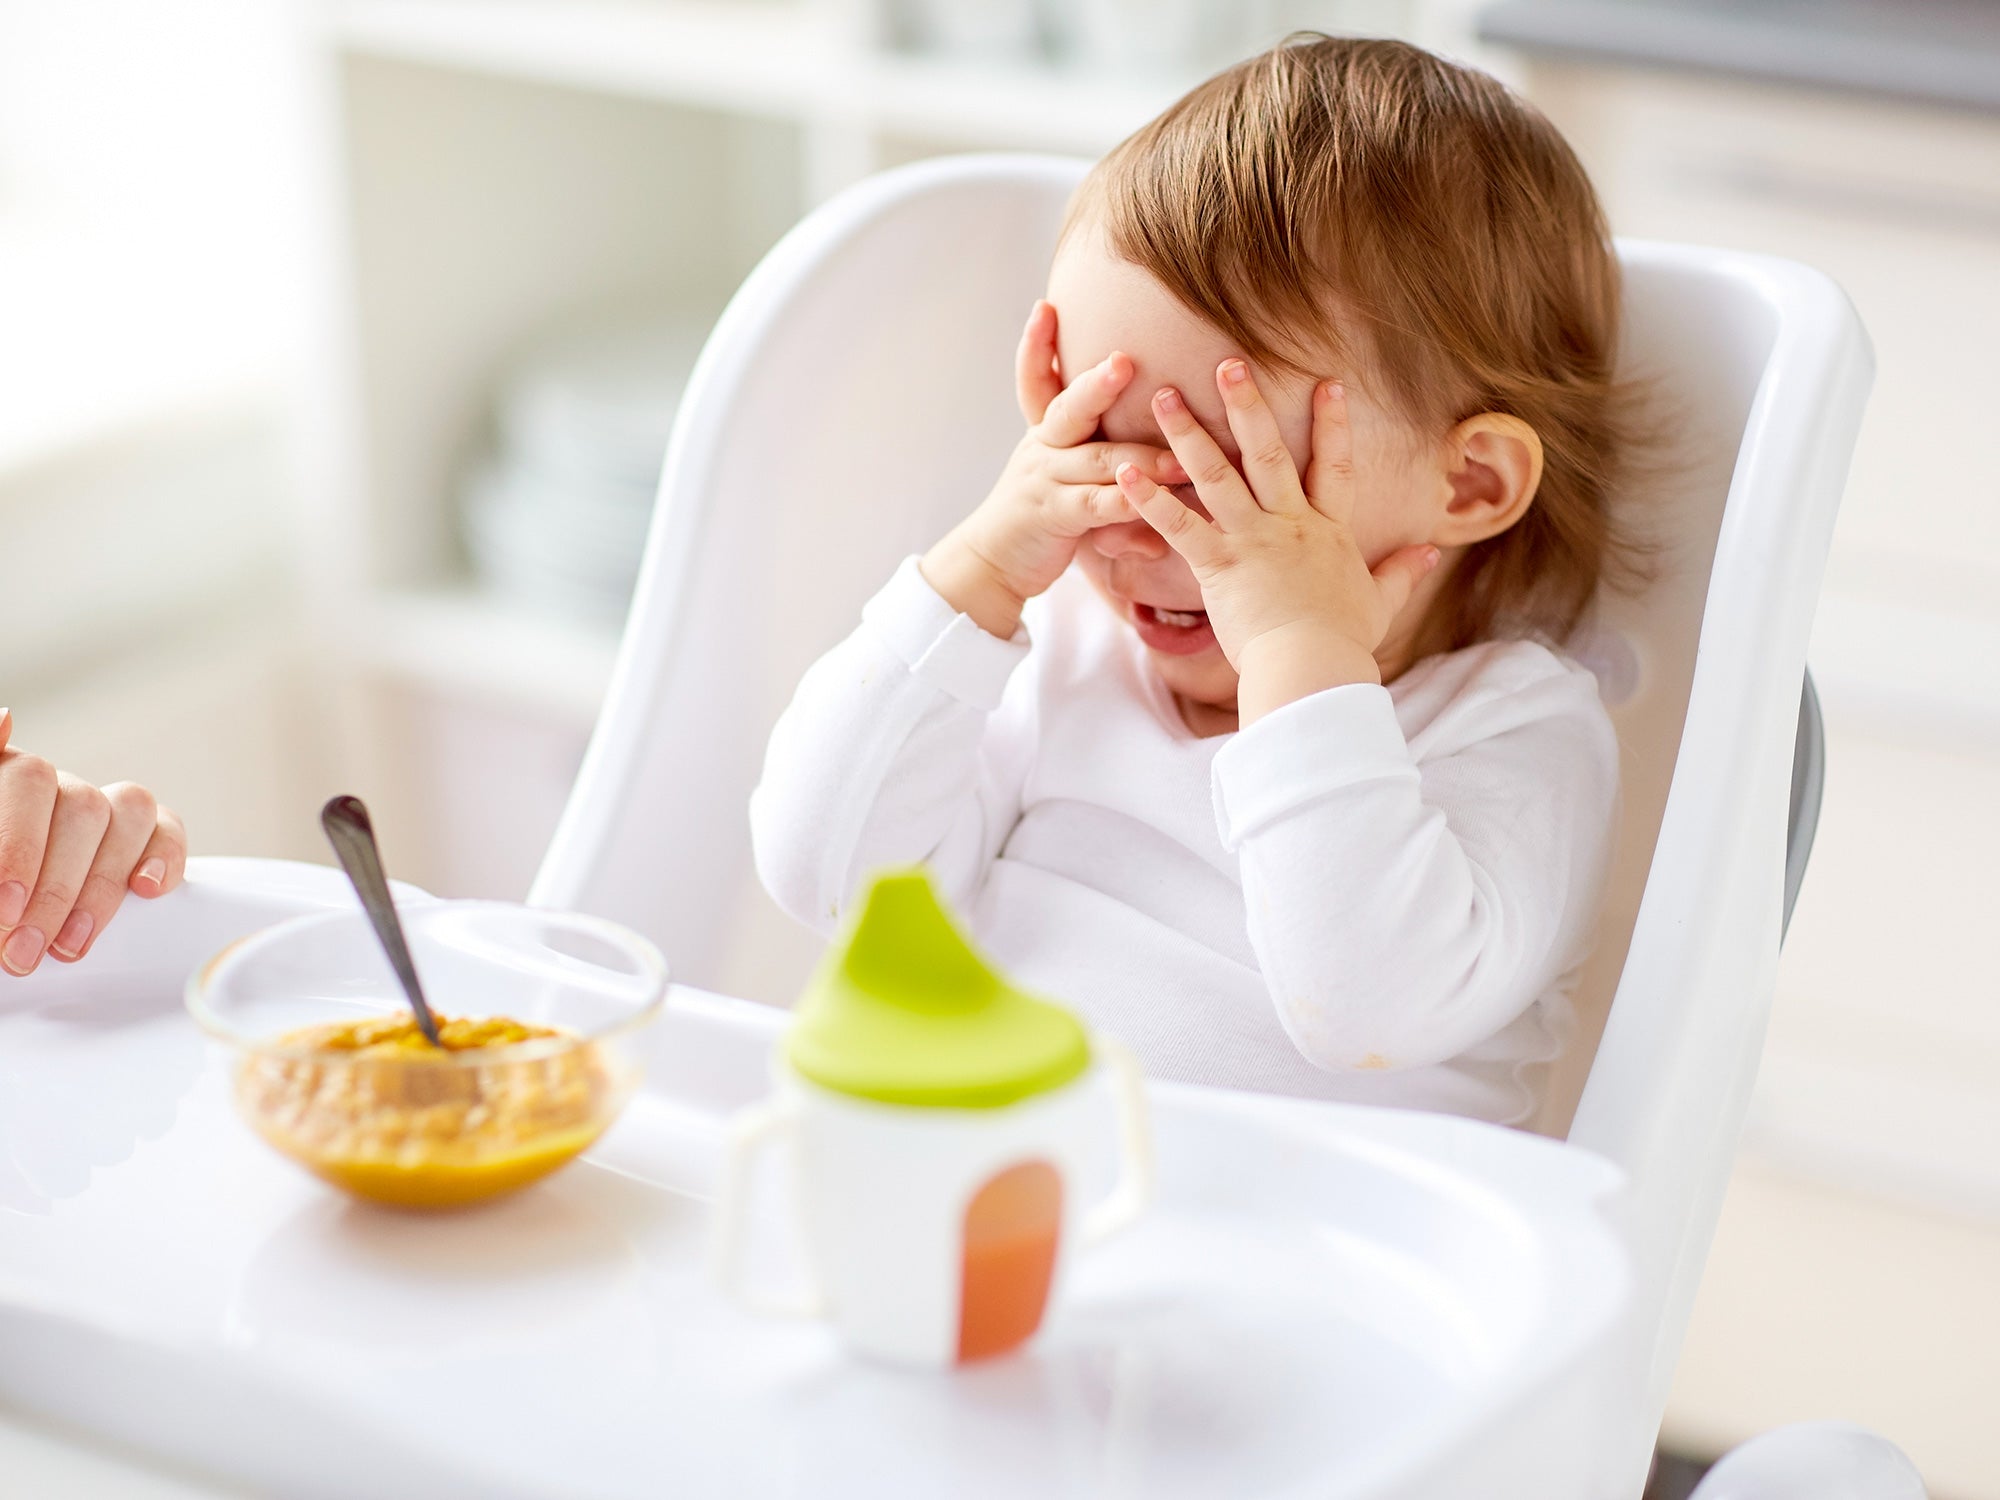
1476;0;2000;113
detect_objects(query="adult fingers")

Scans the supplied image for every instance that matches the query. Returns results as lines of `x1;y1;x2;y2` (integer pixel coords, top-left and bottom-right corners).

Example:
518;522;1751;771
0;746;58;938
1116;463;1220;568
1305;380;1357;522
1045;440;1186;488
46;782;159;963
1371;544;1444;628
1036;350;1134;449
0;705;11;754
129;803;188;897
1151;387;1257;527
1015;300;1063;426
1215;360;1306;513
2;772;109;977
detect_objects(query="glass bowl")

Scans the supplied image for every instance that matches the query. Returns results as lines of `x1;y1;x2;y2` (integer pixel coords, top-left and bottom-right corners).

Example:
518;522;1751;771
187;900;668;1211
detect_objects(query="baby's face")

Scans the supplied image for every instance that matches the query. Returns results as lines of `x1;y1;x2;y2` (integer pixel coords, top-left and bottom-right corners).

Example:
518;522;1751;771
1046;225;1442;724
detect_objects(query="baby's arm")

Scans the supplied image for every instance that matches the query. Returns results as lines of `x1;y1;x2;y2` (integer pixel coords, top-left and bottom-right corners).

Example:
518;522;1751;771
754;300;1183;936
1211;647;1618;1073
749;558;1037;935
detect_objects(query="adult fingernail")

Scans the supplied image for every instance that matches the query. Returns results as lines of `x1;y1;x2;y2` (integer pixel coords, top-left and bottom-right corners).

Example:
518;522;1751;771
0;881;25;927
135;858;167;893
50;909;93;960
3;925;44;976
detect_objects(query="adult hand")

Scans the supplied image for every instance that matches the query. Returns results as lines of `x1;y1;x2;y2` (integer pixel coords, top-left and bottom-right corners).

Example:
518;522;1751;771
0;707;187;976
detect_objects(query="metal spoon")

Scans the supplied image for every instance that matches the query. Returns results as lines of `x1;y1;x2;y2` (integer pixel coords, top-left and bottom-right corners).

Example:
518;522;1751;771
320;794;443;1048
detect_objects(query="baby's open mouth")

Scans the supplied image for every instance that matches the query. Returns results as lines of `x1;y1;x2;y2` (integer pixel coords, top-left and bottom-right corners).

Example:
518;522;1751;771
1130;601;1216;656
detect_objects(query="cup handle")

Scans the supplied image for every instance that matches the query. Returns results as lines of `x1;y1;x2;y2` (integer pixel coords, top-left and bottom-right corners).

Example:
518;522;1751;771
709;1095;827;1319
1080;1036;1154;1247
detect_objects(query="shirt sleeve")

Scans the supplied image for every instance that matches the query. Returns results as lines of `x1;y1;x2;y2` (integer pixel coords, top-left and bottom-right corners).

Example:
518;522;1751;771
749;555;1036;935
1208;649;1619;1074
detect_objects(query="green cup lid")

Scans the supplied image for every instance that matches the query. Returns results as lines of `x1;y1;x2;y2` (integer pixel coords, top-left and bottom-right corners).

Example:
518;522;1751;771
785;868;1091;1109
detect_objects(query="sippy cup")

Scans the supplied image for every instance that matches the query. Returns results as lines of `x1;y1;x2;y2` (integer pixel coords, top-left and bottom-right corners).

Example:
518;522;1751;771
711;869;1152;1367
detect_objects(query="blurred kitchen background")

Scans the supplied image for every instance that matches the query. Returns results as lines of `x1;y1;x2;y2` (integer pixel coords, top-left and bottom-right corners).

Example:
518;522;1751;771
2;0;1996;1493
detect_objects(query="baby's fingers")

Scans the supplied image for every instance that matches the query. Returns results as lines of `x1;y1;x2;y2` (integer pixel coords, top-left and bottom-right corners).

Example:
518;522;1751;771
1216;360;1305;513
1015;300;1063;426
1036;351;1133;449
1306;380;1357;521
1047;440;1186;488
1048;481;1139;534
1372;544;1444;626
1152;386;1257;527
1116;464;1219;566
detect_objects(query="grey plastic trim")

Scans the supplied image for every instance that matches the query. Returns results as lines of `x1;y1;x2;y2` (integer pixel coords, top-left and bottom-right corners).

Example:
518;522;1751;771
1784;668;1825;941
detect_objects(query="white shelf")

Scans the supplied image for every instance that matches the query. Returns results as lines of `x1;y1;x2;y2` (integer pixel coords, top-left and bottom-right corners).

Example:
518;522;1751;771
344;585;622;721
847;50;1193;152
324;0;830;118
323;0;1185;152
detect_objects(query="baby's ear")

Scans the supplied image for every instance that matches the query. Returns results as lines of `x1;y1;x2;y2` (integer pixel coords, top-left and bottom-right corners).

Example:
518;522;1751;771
1435;414;1544;546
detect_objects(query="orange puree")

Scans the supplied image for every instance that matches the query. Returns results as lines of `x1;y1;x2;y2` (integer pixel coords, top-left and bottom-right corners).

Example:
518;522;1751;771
234;1014;618;1210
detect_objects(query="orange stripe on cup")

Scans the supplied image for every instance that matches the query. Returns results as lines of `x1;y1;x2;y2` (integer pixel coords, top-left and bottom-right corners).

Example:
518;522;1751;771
957;1159;1062;1362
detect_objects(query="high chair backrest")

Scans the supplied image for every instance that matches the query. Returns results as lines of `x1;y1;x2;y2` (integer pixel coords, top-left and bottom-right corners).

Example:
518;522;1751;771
534;156;1090;1002
530;154;1872;1473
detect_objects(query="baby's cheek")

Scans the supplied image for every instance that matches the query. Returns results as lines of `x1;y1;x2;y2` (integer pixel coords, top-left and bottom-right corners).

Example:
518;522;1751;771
1071;543;1112;593
1344;502;1411;568
1348;460;1436;561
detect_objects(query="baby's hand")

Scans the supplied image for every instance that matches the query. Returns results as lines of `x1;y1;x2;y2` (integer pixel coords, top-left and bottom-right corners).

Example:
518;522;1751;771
1115;362;1440;713
920;301;1186;639
0;708;187;977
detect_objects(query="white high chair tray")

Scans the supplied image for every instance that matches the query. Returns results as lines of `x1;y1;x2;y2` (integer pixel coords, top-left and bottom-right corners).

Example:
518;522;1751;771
0;863;1633;1500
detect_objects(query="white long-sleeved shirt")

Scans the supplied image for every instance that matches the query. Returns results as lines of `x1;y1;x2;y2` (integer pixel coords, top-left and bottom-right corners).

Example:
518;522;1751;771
750;557;1619;1125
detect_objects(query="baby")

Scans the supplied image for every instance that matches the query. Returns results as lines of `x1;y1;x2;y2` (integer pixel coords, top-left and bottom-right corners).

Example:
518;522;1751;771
751;36;1634;1125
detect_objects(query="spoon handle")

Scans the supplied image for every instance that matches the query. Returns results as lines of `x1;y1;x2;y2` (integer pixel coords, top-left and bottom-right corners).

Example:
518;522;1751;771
320;794;444;1048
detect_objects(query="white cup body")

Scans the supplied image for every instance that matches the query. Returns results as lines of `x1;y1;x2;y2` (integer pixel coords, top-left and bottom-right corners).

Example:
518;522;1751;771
714;1040;1152;1368
783;1063;1101;1366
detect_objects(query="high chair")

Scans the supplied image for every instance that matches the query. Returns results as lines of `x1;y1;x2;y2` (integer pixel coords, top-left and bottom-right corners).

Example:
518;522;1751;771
520;155;1908;1494
0;155;1922;1498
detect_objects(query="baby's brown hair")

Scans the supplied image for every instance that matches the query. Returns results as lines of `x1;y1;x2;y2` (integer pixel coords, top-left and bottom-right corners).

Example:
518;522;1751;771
1067;35;1641;653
